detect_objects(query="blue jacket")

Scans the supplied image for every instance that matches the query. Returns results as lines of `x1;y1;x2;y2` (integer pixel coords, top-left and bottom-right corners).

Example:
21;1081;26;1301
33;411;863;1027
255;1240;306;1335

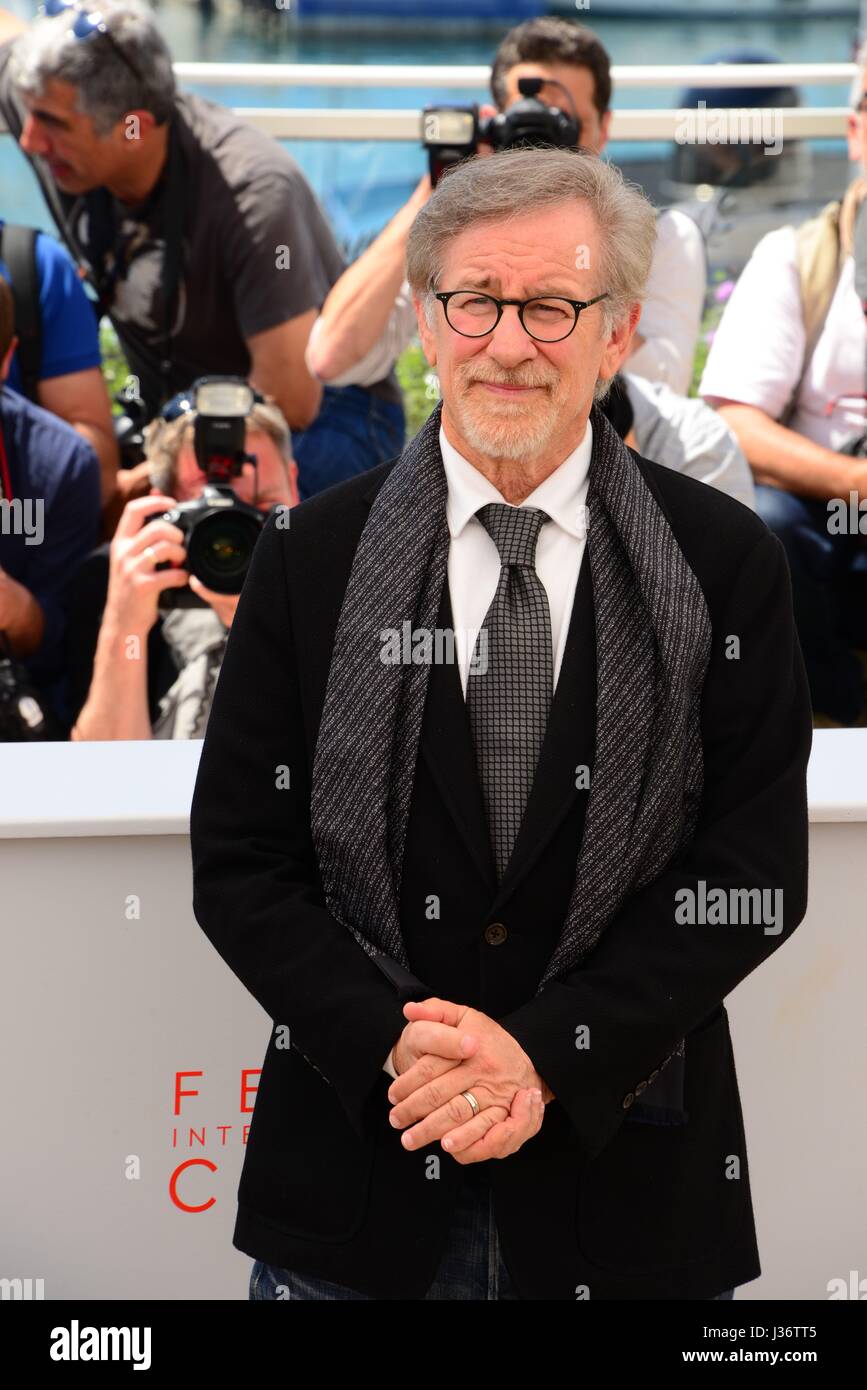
0;384;101;724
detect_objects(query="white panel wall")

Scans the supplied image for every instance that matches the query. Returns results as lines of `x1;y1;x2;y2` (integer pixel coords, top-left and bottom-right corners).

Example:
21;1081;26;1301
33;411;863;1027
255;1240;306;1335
0;733;864;1300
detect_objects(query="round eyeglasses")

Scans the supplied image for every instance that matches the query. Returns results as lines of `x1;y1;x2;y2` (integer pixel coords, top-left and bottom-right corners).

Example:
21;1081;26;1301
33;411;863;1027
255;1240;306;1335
434;290;610;343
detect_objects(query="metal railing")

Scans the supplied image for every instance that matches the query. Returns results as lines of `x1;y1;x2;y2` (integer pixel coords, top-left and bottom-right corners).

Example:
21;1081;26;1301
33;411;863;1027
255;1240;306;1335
171;60;857;142
173;61;857;88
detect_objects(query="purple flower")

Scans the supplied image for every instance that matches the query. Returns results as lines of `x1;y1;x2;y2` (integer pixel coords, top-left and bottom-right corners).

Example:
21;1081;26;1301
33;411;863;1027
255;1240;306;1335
714;279;735;304
705;329;716;346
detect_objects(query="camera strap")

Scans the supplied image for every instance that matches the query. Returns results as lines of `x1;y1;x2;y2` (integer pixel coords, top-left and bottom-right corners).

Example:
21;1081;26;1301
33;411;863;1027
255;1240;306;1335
84;108;187;412
157;111;187;404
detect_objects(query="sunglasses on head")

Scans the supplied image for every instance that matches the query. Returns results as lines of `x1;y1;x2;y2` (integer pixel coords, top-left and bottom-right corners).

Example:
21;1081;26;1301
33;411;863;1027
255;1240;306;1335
40;0;145;90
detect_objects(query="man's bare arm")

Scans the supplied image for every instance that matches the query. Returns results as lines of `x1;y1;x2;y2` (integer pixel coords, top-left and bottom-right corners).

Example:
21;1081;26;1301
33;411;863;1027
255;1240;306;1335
38;367;119;508
246;310;323;431
306;176;431;382
715;400;867;500
0;568;44;656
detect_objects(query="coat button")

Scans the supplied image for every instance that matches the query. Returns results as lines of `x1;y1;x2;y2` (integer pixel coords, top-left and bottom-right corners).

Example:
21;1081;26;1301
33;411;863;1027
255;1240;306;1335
622;1092;635;1109
484;922;508;946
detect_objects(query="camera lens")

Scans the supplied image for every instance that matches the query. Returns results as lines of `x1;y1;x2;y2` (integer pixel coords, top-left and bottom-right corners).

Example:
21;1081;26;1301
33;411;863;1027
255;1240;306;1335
188;512;262;593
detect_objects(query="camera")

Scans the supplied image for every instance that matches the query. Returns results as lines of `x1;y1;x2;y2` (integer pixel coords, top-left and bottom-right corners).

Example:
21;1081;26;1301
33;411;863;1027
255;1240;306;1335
113;382;149;469
0;633;63;741
149;377;268;611
421;77;581;186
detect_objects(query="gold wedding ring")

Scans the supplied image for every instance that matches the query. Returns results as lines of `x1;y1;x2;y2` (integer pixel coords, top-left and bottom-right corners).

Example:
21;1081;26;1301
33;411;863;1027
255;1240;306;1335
461;1090;480;1117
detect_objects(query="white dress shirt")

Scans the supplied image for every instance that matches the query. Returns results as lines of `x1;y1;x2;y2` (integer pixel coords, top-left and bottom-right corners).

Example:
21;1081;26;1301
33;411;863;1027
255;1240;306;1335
699;224;867;453
382;419;593;1079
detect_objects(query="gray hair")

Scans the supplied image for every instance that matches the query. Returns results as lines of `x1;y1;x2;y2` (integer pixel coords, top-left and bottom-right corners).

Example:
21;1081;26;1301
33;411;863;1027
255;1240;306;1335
144;400;293;494
10;0;175;136
406;147;657;342
851;39;867;109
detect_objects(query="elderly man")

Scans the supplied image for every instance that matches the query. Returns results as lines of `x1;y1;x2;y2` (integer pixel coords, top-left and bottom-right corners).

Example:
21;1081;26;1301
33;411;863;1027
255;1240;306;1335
190;149;811;1301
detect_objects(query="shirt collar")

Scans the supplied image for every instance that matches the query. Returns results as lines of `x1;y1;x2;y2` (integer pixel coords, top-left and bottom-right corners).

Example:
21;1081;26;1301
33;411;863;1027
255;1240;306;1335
440;418;593;541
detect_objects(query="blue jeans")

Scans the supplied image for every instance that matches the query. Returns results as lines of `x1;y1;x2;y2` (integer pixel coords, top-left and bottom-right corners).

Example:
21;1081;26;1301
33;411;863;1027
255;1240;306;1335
754;482;867;724
249;1175;737;1301
291;384;405;501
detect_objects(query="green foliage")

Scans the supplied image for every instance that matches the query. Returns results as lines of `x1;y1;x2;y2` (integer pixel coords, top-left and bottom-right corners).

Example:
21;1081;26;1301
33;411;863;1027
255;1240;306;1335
395;339;439;436
99;319;132;411
689;268;738;398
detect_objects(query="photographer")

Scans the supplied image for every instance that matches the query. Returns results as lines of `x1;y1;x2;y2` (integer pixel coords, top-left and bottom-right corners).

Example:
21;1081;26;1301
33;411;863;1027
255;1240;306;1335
0;275;101;737
306;17;705;397
69;388;297;741
700;43;867;726
0;1;403;502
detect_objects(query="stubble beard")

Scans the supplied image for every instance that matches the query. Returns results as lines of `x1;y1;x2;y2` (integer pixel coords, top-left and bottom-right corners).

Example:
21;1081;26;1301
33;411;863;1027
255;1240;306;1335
451;373;564;461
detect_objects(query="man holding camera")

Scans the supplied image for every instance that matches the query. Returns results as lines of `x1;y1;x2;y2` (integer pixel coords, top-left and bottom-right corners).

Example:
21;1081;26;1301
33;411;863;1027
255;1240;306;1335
700;44;867;726
0;0;404;502
69;388;297;741
307;16;705;398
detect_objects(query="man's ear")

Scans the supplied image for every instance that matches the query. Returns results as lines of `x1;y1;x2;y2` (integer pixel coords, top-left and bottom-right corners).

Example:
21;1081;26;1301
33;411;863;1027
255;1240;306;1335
597;302;642;387
413;292;438;368
848;109;863;165
288;457;300;505
116;107;159;146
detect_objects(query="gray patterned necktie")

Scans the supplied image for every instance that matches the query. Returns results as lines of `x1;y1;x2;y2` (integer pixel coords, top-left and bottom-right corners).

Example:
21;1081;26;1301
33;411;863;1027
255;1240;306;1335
465;502;554;882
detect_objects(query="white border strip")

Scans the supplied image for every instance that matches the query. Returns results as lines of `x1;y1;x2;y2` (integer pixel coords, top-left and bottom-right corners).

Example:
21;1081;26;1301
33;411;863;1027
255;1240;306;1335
0;730;863;837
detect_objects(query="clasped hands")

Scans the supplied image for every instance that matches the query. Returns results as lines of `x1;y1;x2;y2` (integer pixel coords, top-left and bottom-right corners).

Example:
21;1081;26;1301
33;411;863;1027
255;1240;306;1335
386;998;555;1164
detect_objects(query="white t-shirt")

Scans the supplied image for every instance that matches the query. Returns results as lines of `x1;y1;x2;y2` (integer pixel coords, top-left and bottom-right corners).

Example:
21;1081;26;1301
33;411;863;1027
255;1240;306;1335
306;208;705;398
627;208;706;396
700;224;867;453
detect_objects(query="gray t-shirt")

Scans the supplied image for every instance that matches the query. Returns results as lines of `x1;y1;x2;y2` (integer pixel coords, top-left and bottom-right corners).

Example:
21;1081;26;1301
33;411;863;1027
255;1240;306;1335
0;50;399;412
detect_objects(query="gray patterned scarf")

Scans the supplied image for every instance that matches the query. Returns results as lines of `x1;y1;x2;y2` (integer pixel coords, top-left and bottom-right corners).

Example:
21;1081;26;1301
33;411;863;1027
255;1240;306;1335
310;398;712;996
152;607;229;741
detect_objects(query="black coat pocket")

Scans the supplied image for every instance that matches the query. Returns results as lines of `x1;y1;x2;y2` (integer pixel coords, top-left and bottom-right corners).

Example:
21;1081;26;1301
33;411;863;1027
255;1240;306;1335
238;1038;375;1243
575;1008;745;1275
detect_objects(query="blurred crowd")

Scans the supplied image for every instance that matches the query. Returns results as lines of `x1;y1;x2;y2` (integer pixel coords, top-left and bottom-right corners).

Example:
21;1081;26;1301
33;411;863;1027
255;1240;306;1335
0;5;865;740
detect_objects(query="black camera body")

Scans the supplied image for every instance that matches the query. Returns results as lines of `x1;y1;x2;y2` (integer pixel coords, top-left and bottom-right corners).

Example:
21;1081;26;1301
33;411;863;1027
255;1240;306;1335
422;77;581;186
114;385;149;469
0;635;63;741
157;484;266;609
149;377;268;610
